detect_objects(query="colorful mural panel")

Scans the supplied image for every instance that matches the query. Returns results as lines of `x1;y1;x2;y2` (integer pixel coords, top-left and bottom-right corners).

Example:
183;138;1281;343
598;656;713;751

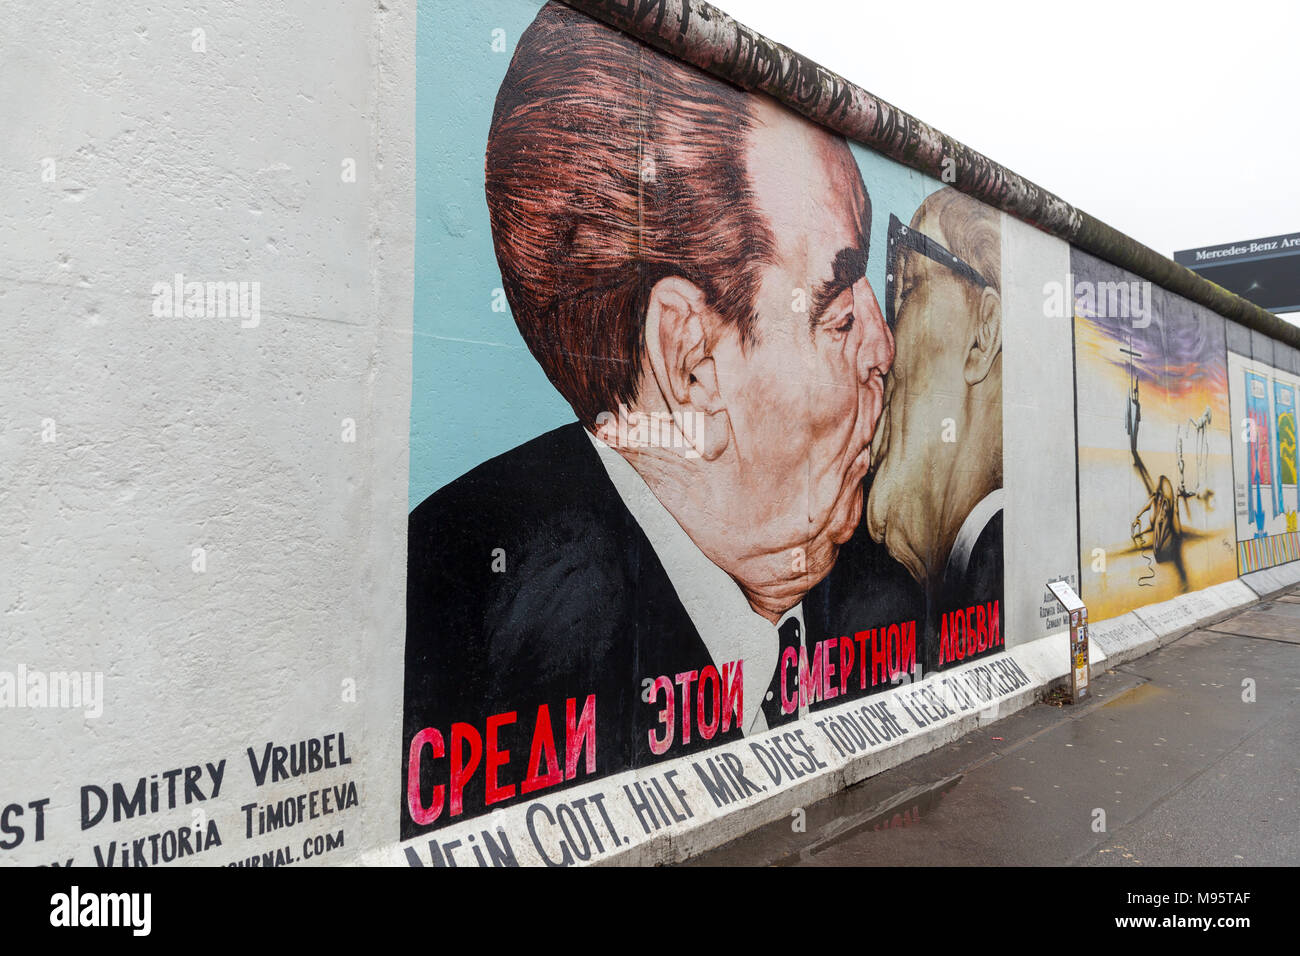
1228;351;1300;572
404;0;1006;838
1073;251;1237;620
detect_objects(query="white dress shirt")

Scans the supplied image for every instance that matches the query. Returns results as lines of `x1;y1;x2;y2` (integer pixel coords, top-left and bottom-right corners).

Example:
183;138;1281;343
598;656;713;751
586;430;805;735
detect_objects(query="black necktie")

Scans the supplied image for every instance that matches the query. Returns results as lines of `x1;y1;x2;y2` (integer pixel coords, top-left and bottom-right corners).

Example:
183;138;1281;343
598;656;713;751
762;616;803;730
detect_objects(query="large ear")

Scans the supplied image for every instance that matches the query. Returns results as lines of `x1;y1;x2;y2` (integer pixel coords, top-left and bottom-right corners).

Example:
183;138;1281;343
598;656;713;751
963;284;1002;386
642;275;732;460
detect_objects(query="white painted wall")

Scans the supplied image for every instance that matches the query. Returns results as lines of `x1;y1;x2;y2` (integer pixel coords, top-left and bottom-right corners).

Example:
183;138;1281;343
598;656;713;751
1001;215;1080;643
1;0;415;865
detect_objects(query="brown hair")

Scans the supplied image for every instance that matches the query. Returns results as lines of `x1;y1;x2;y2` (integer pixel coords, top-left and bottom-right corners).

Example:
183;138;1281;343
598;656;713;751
485;1;777;425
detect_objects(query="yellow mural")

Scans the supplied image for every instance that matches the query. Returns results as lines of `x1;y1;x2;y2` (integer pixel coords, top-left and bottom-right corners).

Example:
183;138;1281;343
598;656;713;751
1072;261;1237;621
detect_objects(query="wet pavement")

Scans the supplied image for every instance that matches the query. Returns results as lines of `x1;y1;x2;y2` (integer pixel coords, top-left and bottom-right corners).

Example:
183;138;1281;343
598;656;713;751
685;588;1300;867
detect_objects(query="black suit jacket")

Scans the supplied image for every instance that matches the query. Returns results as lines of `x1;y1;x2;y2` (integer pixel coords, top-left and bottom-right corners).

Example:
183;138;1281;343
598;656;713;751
401;422;821;837
924;508;1004;673
803;498;927;694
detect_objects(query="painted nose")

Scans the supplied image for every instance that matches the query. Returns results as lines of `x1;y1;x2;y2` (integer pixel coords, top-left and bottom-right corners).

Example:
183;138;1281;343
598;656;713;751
853;278;894;382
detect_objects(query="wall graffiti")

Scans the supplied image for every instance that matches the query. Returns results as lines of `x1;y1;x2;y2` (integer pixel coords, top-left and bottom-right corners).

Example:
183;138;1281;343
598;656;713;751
7;0;1299;873
403;1;1004;839
1228;351;1300;571
7;0;1300;876
1072;250;1237;620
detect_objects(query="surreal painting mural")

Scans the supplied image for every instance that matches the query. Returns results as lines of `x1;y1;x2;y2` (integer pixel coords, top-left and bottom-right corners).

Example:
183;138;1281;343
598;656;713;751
1073;250;1237;620
403;0;1006;839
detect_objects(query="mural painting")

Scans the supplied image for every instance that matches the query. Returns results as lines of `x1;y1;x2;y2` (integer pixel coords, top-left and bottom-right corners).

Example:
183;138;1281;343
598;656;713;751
1228;351;1300;572
1073;251;1236;619
403;1;1006;839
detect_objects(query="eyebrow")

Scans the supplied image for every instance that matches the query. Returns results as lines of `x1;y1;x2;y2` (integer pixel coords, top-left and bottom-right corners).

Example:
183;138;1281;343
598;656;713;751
810;247;869;327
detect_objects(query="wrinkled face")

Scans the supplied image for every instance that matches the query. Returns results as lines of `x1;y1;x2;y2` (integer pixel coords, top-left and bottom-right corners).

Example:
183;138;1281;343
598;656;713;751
709;100;895;567
866;208;975;581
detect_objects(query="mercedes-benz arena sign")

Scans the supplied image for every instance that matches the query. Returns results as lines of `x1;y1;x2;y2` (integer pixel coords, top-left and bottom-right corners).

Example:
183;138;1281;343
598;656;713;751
1175;232;1300;314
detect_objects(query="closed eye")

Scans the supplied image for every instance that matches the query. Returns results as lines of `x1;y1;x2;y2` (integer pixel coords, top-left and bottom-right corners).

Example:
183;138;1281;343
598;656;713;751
811;246;869;326
897;276;919;311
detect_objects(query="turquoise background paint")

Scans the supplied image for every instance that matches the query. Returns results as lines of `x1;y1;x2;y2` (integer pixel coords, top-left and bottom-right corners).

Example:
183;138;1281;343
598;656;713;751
411;0;561;510
849;141;943;331
410;0;942;509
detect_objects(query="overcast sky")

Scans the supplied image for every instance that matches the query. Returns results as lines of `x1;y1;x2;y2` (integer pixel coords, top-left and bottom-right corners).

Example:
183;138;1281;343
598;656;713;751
714;0;1299;310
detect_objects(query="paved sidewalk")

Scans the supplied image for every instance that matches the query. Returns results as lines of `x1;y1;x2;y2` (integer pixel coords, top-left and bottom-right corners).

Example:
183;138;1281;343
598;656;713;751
686;588;1300;866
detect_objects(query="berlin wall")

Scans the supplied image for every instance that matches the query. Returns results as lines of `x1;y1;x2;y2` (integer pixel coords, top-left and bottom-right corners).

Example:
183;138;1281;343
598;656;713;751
2;0;1296;868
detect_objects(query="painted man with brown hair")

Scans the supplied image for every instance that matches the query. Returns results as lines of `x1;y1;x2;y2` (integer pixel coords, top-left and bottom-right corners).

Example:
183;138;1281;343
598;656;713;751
402;1;895;836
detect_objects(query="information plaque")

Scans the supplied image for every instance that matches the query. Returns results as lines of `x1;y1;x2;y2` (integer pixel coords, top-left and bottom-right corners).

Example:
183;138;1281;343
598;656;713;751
1047;580;1090;702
